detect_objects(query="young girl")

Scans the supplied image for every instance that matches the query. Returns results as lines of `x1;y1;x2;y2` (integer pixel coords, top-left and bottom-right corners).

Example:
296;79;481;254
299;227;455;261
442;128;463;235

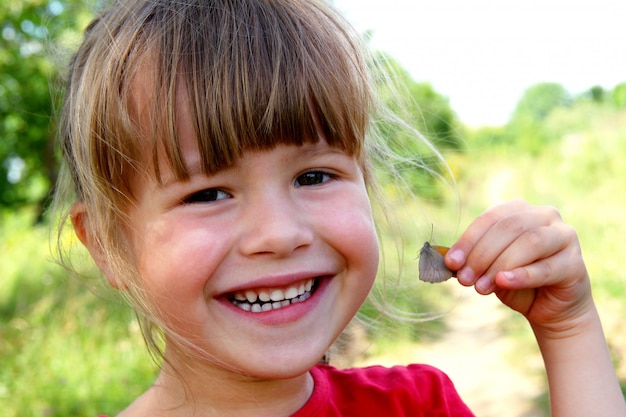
56;0;625;416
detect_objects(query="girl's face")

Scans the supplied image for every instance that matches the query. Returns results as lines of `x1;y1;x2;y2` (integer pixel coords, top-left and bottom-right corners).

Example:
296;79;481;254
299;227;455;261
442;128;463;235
124;112;379;379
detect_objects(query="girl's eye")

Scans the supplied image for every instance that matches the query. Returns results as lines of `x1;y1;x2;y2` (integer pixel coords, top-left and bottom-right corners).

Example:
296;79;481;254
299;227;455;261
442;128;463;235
295;171;332;187
183;189;230;204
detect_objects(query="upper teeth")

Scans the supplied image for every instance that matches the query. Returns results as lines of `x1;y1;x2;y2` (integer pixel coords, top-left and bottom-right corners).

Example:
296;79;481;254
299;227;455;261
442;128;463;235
231;278;315;313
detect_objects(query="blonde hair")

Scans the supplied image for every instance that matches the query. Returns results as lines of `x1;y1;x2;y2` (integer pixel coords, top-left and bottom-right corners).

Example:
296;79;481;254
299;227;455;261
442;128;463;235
56;0;384;358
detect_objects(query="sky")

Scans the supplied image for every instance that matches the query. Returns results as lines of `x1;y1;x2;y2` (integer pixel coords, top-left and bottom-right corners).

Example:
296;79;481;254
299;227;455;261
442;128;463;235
333;0;626;126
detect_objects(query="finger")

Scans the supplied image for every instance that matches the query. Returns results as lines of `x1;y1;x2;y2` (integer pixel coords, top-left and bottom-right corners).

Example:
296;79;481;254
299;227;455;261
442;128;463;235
447;200;533;271
453;203;556;285
496;230;584;291
485;232;582;299
470;221;575;294
483;220;570;278
493;255;587;319
476;259;561;296
496;258;563;291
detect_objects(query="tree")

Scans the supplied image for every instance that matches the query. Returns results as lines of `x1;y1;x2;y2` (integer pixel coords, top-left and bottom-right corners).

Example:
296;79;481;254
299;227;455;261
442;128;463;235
505;82;571;154
612;82;626;108
373;52;461;151
512;82;571;122
588;85;605;103
0;0;92;218
370;51;461;199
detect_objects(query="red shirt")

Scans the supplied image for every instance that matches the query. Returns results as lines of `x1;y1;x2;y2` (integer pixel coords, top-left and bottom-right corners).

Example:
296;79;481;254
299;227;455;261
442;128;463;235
99;364;474;416
294;364;475;416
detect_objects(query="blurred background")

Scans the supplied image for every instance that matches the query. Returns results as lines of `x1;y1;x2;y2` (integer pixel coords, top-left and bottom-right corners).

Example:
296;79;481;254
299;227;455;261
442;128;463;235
1;0;625;416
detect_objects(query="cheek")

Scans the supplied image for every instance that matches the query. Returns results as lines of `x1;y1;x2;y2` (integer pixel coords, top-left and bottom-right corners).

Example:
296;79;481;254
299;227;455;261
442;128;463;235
133;218;227;300
131;220;233;337
349;217;379;288
322;193;380;279
327;203;379;318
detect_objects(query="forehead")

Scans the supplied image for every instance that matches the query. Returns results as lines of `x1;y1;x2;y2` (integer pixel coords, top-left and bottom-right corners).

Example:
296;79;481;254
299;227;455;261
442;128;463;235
126;67;192;175
127;67;361;187
127;60;156;132
118;0;371;186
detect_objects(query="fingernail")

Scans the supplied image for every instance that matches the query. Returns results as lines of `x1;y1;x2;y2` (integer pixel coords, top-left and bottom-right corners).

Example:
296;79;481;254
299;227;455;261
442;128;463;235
457;267;474;285
499;271;515;286
501;271;514;281
447;249;465;266
476;276;493;294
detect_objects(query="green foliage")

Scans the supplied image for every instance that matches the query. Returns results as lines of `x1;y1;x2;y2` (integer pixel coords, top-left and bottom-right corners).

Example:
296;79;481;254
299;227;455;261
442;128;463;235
372;52;461;149
0;0;92;214
0;209;157;417
457;105;626;307
371;52;461;201
359;196;455;343
512;82;571;122
502;82;571;154
591;85;606;102
440;104;626;416
612;82;626;108
467;82;626;156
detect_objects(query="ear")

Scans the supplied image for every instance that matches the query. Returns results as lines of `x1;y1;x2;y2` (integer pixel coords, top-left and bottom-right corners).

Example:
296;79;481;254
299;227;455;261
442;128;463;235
70;202;122;289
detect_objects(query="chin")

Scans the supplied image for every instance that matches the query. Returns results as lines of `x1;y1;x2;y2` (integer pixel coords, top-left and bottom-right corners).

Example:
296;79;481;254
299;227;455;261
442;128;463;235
238;350;328;381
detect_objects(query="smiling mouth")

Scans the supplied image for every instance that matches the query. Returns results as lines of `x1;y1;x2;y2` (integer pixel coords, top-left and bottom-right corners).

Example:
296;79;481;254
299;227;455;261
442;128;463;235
229;278;319;313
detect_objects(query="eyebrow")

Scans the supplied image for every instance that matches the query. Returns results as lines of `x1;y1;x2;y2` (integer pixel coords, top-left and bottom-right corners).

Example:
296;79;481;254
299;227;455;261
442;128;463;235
296;142;350;159
157;156;204;188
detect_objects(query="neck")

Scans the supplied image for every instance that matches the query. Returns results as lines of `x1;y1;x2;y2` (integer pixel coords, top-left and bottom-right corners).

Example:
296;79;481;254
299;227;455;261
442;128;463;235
127;344;315;417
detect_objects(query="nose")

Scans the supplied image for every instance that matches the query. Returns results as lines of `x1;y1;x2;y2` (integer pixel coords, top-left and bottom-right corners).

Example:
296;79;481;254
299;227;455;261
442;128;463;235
238;190;314;257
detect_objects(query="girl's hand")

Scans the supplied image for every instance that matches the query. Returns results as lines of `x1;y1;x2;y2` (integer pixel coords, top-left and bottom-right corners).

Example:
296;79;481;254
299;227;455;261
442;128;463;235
445;199;594;336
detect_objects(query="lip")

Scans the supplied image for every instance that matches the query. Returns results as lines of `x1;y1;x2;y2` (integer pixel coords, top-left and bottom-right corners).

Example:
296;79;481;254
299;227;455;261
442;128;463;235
218;274;332;326
219;270;332;295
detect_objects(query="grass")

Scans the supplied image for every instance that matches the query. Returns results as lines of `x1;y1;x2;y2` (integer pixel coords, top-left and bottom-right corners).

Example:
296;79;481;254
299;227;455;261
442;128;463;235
0;209;157;417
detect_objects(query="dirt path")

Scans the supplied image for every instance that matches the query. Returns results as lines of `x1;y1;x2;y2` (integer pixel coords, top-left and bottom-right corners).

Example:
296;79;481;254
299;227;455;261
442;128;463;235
355;289;547;416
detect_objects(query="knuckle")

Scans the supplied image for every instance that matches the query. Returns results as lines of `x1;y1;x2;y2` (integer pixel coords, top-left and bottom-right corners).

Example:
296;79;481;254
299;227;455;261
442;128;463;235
523;228;544;247
498;215;526;235
542;205;563;222
540;258;554;280
561;224;579;245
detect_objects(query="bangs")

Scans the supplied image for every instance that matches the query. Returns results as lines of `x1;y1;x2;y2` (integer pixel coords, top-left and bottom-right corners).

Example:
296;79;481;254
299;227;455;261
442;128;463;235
139;0;373;180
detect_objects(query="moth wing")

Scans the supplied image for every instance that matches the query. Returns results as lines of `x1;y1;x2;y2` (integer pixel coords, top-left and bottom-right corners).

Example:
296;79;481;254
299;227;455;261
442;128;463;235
431;245;450;256
419;242;455;283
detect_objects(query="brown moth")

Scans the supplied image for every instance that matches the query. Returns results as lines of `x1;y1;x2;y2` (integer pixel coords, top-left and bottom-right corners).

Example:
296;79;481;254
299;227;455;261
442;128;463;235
418;242;457;283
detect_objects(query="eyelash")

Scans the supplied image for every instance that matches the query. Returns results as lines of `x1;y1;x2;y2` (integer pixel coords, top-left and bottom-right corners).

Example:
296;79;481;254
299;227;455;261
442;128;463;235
182;189;230;204
182;170;335;204
294;170;334;187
